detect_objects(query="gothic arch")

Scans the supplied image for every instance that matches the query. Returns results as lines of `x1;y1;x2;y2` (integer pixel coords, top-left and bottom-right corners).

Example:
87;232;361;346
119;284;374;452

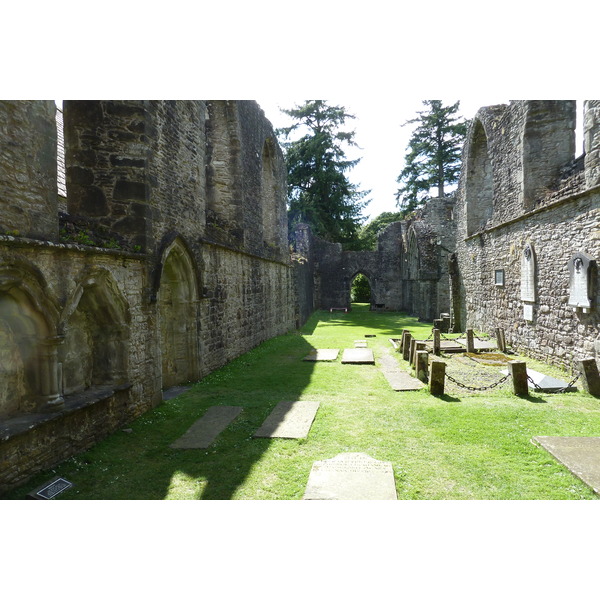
0;262;61;417
60;268;130;395
157;236;200;388
465;118;494;236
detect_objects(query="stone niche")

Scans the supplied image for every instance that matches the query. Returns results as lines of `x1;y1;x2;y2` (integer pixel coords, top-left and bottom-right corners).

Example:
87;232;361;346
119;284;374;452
567;252;596;313
520;243;536;321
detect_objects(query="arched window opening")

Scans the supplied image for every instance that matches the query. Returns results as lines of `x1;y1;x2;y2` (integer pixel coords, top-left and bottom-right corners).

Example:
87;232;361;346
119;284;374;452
465;119;494;236
261;137;280;247
158;241;199;388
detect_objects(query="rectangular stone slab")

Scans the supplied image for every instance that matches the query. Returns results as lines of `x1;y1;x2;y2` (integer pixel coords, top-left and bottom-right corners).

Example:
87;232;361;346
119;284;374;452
341;348;375;364
354;340;368;348
170;406;243;449
501;368;576;392
303;349;339;361
304;452;397;500
253;401;320;438
533;436;600;494
455;337;496;350
378;352;424;390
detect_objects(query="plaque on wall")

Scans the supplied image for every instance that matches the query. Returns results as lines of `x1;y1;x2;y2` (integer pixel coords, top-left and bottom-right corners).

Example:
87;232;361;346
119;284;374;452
568;252;596;312
520;244;536;302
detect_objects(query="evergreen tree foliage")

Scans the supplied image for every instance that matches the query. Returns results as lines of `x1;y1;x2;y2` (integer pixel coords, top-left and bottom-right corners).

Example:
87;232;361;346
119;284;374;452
277;100;370;248
358;211;403;250
351;273;371;302
395;100;467;216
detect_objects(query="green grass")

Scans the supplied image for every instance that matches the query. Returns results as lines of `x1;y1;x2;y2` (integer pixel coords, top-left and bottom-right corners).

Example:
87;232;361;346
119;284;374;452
4;303;600;500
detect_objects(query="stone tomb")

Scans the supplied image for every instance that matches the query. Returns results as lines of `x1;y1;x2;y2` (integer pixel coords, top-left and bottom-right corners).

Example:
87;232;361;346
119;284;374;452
341;348;375;364
303;349;340;361
533;436;600;494
500;367;576;392
170;406;243;449
253;401;320;439
303;452;397;500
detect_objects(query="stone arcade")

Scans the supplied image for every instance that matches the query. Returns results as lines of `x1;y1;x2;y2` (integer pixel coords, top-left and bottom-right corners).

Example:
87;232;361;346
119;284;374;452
1;99;599;494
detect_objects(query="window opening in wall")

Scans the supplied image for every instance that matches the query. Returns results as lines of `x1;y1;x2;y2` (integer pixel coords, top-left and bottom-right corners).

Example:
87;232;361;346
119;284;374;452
55;100;67;203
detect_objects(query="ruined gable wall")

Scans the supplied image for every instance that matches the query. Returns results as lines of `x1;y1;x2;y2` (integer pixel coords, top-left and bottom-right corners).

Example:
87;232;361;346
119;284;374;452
453;100;600;369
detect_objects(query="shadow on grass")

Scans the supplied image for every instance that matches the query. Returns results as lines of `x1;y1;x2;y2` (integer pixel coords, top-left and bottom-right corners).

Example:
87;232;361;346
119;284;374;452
436;393;461;403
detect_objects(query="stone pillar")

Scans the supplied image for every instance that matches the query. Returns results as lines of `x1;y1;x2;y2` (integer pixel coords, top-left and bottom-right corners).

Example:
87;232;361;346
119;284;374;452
579;358;600;397
466;329;475;353
584;100;600;188
509;361;529;396
400;329;411;354
433;328;441;356
39;336;65;411
416;350;428;383
495;327;506;352
405;336;415;363
412;342;426;369
429;360;446;396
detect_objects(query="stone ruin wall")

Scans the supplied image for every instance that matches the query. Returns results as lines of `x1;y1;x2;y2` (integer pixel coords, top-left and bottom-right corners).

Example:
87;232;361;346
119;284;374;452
0;100;295;494
453;100;600;370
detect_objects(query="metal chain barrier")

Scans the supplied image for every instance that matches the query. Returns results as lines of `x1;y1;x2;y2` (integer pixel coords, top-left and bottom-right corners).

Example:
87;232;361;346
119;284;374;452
445;371;511;392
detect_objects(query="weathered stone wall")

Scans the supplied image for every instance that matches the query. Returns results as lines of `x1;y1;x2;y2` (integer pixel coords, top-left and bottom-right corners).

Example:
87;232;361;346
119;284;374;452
0;100;294;495
290;194;456;322
453;100;600;369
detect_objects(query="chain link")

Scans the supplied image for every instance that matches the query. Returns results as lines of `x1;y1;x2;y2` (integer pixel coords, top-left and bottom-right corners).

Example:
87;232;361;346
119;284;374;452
445;371;511;392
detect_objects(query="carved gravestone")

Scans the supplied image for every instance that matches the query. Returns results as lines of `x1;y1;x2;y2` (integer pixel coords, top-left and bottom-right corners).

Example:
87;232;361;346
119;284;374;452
568;252;596;313
303;452;397;500
521;243;536;321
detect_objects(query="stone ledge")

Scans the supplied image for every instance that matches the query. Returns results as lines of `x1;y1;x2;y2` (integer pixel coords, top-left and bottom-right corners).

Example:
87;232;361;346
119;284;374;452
0;383;132;442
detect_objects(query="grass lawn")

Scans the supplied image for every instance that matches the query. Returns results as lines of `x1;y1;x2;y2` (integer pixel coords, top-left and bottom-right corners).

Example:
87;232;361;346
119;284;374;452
4;303;600;500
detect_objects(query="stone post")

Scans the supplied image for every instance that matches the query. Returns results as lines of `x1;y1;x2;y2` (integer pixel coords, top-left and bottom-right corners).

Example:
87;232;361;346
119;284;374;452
402;332;412;361
579;358;600;397
495;327;506;352
466;328;475;353
429;360;446;396
400;329;410;353
509;360;529;396
412;342;426;369
408;337;416;364
416;350;429;383
433;328;441;356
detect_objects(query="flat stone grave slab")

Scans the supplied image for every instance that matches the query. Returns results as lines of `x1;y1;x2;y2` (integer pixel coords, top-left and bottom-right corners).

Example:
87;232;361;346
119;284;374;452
163;385;192;401
303;349;339;361
303;452;397;500
365;334;376;338
253;401;320;439
378;352;424;391
533;436;600;494
170;406;243;449
354;340;368;348
27;476;74;500
501;368;576;392
341;348;375;364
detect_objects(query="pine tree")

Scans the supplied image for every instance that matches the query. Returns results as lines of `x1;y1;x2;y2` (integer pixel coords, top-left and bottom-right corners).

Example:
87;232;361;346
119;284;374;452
277;100;370;248
395;100;467;215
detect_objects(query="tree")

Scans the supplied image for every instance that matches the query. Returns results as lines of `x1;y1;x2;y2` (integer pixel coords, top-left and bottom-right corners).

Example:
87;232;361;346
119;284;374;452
358;211;404;250
395;100;467;216
277;100;370;248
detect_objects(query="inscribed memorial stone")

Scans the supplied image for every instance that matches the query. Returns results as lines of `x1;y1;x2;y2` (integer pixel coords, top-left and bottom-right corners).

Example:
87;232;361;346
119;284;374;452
568;252;595;311
303;452;397;500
